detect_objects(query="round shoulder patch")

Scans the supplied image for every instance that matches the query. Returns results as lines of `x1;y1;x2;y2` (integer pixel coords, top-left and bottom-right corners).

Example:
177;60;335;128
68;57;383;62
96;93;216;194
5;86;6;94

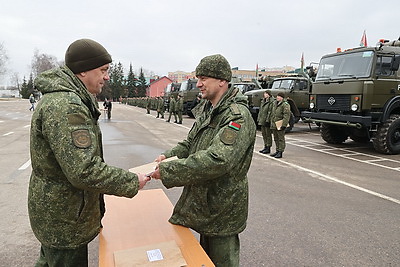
220;127;237;145
71;129;92;148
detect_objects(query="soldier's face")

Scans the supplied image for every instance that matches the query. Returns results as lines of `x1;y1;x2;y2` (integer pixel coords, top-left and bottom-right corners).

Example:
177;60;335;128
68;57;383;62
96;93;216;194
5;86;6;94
79;64;110;95
196;76;226;103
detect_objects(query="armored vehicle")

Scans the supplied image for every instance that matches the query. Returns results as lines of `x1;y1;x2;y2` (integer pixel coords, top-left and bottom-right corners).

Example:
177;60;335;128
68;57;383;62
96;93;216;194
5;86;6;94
245;69;315;131
302;38;400;154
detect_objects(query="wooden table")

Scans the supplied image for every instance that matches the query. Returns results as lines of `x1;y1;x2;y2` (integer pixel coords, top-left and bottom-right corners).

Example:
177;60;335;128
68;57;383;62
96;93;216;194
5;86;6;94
99;189;214;267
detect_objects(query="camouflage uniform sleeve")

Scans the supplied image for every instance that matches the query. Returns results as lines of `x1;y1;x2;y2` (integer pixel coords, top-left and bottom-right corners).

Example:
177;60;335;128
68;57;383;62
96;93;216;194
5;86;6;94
282;102;291;128
159;107;256;188
42;95;139;198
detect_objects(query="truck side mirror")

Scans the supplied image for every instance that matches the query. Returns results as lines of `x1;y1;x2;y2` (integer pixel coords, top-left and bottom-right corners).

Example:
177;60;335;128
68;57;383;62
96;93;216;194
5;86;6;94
391;55;400;71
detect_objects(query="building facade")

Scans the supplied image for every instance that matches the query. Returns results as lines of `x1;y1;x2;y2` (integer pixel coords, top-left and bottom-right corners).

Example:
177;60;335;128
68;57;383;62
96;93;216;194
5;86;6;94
146;76;173;97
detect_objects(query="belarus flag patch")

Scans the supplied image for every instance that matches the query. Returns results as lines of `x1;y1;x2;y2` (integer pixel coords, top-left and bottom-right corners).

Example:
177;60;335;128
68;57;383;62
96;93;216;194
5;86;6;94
228;121;241;131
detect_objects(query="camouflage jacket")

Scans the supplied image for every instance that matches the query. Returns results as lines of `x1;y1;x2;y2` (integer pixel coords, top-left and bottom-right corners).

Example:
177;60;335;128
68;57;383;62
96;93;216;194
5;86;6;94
270;99;291;129
175;98;183;112
159;87;256;236
29;66;139;249
257;96;275;126
169;98;176;111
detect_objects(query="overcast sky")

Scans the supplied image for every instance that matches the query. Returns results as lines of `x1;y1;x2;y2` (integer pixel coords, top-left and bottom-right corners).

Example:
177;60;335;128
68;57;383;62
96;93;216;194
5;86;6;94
1;0;399;84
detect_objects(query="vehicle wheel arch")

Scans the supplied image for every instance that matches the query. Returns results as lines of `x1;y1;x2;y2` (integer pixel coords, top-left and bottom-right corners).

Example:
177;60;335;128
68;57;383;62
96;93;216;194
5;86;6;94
382;96;400;122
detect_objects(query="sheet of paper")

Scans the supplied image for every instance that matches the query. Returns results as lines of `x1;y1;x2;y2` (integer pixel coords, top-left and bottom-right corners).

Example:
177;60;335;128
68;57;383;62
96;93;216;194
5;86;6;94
147;249;163;262
129;156;178;174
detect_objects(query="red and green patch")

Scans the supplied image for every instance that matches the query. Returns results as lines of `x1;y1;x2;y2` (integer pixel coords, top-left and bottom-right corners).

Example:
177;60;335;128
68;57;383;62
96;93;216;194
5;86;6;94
228;121;241;131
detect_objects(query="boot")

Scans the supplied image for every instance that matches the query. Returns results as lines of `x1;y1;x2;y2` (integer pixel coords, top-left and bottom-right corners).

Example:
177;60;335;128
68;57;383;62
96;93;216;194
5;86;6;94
259;146;270;154
166;120;170;122
274;151;283;158
270;151;279;157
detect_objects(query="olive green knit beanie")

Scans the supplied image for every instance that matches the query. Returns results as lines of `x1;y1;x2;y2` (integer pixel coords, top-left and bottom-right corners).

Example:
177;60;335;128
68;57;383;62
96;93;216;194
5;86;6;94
65;39;112;74
195;54;232;82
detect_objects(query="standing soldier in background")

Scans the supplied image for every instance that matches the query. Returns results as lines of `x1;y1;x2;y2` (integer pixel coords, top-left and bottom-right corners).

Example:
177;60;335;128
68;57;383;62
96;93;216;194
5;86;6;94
103;98;112;120
176;94;183;124
28;38;150;266
156;96;165;119
257;90;274;154
29;93;36;111
151;54;256;267
146;96;151;114
270;92;290;158
166;95;177;123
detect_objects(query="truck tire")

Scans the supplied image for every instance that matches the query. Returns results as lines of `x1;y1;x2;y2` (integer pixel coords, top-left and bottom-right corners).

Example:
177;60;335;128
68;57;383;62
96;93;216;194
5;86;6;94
285;112;296;133
373;114;400;154
349;128;370;143
320;123;348;144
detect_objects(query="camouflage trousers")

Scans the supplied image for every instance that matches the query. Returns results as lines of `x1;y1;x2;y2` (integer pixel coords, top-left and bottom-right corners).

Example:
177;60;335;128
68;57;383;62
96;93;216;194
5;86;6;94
260;125;273;147
35;244;88;267
200;234;240;267
177;111;183;123
167;110;177;122
272;129;286;152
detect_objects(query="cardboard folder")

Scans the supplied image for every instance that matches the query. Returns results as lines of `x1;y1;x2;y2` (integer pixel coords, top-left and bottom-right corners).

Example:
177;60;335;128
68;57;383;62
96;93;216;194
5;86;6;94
275;120;287;130
113;240;187;267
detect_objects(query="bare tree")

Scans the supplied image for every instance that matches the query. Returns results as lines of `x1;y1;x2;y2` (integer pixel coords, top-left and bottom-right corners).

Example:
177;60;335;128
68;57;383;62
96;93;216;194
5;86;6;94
0;42;9;80
31;49;59;78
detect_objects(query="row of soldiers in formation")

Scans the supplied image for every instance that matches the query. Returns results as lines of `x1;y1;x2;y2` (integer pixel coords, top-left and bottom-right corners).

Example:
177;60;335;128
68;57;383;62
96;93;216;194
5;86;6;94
122;95;184;124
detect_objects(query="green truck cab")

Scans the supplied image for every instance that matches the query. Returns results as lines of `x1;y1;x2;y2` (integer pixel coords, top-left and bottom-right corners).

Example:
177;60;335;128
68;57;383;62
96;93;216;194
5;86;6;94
302;39;400;154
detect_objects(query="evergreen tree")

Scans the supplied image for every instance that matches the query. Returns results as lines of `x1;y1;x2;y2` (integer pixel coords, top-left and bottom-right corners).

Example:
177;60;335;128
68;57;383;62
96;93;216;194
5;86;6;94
20;77;30;99
137;67;147;97
111;62;124;101
126;63;137;97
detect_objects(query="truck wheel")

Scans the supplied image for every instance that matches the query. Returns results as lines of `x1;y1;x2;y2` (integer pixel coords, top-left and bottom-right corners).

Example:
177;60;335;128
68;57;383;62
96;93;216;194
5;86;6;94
373;114;400;154
320;123;348;144
285;113;296;133
349;129;370;143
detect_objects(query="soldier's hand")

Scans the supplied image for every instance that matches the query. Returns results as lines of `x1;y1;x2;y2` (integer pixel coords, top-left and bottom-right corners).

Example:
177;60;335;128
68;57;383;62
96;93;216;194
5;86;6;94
137;173;151;189
151;168;161;180
155;154;166;163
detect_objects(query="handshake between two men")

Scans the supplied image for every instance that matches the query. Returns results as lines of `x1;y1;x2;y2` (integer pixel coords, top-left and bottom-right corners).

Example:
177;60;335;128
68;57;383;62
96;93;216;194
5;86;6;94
134;154;171;190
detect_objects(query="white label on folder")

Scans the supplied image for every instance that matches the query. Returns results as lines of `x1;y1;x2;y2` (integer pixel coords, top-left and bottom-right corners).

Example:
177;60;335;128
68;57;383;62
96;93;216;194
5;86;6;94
146;249;163;262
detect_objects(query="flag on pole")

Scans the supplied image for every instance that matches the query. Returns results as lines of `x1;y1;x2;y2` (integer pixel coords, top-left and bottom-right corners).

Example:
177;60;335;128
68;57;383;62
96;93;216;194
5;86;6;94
360;30;367;47
255;63;259;78
300;53;305;72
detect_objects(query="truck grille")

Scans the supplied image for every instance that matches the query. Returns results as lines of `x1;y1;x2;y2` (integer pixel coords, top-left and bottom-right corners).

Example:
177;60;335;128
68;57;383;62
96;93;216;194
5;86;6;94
316;95;350;111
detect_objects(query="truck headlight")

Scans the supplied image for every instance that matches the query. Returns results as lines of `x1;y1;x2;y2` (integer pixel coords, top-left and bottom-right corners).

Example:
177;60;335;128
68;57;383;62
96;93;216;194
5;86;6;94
351;104;358;111
310;102;315;109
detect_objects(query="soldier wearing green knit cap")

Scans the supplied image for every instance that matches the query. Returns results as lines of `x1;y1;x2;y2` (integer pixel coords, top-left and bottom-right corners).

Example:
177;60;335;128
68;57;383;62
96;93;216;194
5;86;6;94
28;39;150;266
151;54;256;267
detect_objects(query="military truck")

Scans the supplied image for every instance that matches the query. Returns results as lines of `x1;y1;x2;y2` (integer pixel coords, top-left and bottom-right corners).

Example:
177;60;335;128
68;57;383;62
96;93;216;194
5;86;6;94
164;82;181;111
245;69;315;131
181;78;260;117
302;38;400;154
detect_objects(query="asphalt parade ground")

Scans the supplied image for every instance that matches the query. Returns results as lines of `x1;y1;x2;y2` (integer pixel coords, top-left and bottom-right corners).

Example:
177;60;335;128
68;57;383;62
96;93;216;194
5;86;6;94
1;99;399;266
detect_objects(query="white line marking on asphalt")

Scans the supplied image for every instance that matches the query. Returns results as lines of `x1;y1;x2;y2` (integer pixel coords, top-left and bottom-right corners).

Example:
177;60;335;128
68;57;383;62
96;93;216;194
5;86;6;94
18;159;31;170
3;132;14;136
23;124;30;128
0;120;4;123
257;151;400;205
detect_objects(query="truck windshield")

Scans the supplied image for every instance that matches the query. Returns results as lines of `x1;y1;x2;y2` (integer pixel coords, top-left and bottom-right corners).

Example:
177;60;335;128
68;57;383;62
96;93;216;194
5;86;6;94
180;81;188;91
271;79;294;90
316;51;374;81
